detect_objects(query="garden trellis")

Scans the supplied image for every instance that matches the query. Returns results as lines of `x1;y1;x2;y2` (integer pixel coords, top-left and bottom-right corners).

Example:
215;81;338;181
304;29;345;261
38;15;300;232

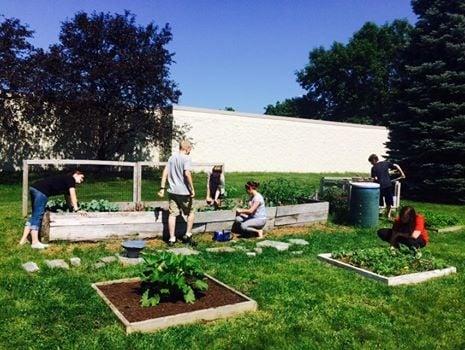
22;159;224;216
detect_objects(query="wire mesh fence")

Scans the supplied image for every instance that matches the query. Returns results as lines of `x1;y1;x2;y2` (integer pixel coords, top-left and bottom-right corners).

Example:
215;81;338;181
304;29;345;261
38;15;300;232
23;160;137;215
139;162;224;202
22;160;224;215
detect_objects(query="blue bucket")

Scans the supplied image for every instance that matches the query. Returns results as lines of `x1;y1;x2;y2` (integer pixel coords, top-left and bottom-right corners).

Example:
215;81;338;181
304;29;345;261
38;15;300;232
213;230;232;242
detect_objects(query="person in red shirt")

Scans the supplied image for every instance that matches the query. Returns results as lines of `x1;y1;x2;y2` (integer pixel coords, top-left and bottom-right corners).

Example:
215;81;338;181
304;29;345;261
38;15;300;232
377;206;429;249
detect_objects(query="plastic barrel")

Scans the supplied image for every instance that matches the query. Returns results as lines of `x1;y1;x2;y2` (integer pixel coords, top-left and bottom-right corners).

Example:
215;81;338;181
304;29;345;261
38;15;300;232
349;182;380;228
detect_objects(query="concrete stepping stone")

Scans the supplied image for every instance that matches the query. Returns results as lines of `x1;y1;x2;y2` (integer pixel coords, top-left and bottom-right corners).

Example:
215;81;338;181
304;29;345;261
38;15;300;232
22;261;39;273
99;256;117;264
69;257;81;266
256;240;290;251
206;247;236;253
254;247;263;254
45;259;69;270
291;251;304;255
246;252;256;257
288;239;309;246
167;247;200;256
118;255;143;266
94;262;106;269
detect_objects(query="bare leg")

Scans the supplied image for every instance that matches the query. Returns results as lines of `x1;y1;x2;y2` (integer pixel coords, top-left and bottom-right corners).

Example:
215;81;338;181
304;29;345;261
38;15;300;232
31;230;41;245
19;227;31;245
386;205;393;219
245;226;264;238
186;212;195;236
168;215;176;242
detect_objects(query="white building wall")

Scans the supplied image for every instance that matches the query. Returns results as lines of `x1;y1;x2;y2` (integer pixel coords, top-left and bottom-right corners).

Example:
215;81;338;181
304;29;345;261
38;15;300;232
172;105;389;173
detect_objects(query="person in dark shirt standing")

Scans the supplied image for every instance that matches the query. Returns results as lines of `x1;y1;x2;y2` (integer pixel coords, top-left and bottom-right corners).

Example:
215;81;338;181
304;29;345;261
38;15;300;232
368;154;405;220
19;170;85;249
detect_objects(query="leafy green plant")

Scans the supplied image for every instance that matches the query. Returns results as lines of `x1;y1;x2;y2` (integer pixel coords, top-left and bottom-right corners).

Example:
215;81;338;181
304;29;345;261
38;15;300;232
78;199;119;212
46;198;119;212
46;198;69;212
260;178;314;206
319;186;349;223
139;251;208;307
332;246;447;276
421;210;460;229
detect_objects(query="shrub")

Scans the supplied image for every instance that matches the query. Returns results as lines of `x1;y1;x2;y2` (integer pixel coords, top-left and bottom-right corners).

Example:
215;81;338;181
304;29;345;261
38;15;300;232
139;251;208;307
331;246;447;276
260;178;314;206
319;186;349;223
421;210;460;229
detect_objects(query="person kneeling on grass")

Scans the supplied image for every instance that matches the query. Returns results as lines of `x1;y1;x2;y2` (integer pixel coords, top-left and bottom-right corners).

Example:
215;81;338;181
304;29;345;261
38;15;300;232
234;181;267;238
19;170;85;249
377;206;429;249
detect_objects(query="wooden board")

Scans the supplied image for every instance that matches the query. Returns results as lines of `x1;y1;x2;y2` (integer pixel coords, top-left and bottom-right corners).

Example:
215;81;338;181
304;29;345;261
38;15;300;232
274;211;328;226
276;202;329;217
205;221;235;232
195;210;236;223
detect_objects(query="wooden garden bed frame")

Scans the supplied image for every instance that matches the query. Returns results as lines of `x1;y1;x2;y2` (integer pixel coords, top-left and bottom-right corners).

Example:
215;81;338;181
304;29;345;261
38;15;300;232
318;253;457;286
92;275;257;334
43;201;329;242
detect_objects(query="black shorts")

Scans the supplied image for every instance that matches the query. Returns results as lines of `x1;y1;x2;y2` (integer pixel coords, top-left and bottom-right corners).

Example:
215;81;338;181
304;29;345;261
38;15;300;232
380;186;394;206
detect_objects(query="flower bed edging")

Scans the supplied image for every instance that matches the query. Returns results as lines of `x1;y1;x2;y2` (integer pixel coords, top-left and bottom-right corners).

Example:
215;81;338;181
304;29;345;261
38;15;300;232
317;253;457;286
92;274;258;334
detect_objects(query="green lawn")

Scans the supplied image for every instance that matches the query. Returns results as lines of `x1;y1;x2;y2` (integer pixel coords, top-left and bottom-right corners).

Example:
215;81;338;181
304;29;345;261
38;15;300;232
1;173;464;349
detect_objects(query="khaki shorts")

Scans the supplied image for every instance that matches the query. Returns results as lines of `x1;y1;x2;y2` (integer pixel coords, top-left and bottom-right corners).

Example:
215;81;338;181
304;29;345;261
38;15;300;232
168;193;193;217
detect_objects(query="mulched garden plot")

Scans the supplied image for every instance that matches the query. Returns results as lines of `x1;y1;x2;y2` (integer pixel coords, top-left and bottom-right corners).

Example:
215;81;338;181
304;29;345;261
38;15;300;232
96;278;247;323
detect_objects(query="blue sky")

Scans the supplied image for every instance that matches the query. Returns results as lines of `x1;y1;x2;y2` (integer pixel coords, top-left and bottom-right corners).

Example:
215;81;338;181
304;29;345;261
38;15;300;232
1;0;416;114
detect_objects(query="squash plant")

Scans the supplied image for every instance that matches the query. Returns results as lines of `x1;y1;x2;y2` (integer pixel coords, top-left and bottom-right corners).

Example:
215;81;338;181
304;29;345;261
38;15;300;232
139;251;208;307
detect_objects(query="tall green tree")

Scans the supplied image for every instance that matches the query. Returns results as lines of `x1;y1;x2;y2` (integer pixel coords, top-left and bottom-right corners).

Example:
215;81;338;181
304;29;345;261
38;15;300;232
265;20;413;125
42;11;181;160
387;0;465;203
0;16;48;170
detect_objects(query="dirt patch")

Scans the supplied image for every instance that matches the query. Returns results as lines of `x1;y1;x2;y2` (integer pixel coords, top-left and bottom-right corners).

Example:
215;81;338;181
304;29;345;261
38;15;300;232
96;278;247;323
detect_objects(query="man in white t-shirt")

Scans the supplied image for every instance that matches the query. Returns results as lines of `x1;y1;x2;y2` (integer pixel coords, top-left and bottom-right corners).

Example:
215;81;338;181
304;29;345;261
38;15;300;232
158;140;196;246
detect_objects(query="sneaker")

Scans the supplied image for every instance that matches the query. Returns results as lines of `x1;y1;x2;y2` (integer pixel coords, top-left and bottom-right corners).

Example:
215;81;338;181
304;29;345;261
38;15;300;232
182;235;197;247
31;242;49;249
167;239;176;247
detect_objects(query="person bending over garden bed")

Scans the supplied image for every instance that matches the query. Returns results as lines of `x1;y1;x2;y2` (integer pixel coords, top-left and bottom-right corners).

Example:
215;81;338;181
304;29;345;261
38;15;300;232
19;170;85;249
377;206;429;249
206;165;225;209
233;181;267;238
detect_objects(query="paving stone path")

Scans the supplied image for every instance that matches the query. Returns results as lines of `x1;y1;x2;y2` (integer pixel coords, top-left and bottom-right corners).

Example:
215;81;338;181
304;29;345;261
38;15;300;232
256;240;291;251
45;259;70;270
99;256;117;264
206;247;236;253
167;247;200;256
69;257;81;266
288;239;309;246
22;261;39;273
118;255;143;266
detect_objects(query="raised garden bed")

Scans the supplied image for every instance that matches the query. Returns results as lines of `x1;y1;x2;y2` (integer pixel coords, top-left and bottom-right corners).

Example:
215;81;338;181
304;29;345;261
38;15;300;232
318;253;456;286
92;275;257;334
43;200;329;242
429;225;465;233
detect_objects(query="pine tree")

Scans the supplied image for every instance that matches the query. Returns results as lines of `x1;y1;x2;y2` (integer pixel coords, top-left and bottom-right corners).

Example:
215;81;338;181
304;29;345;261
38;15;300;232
387;0;465;203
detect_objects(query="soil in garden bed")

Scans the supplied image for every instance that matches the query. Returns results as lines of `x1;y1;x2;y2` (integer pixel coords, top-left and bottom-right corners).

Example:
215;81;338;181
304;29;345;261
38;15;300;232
97;279;247;323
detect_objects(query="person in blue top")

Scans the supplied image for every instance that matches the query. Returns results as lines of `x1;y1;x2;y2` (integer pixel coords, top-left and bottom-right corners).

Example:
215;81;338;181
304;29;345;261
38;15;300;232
234;181;267;238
